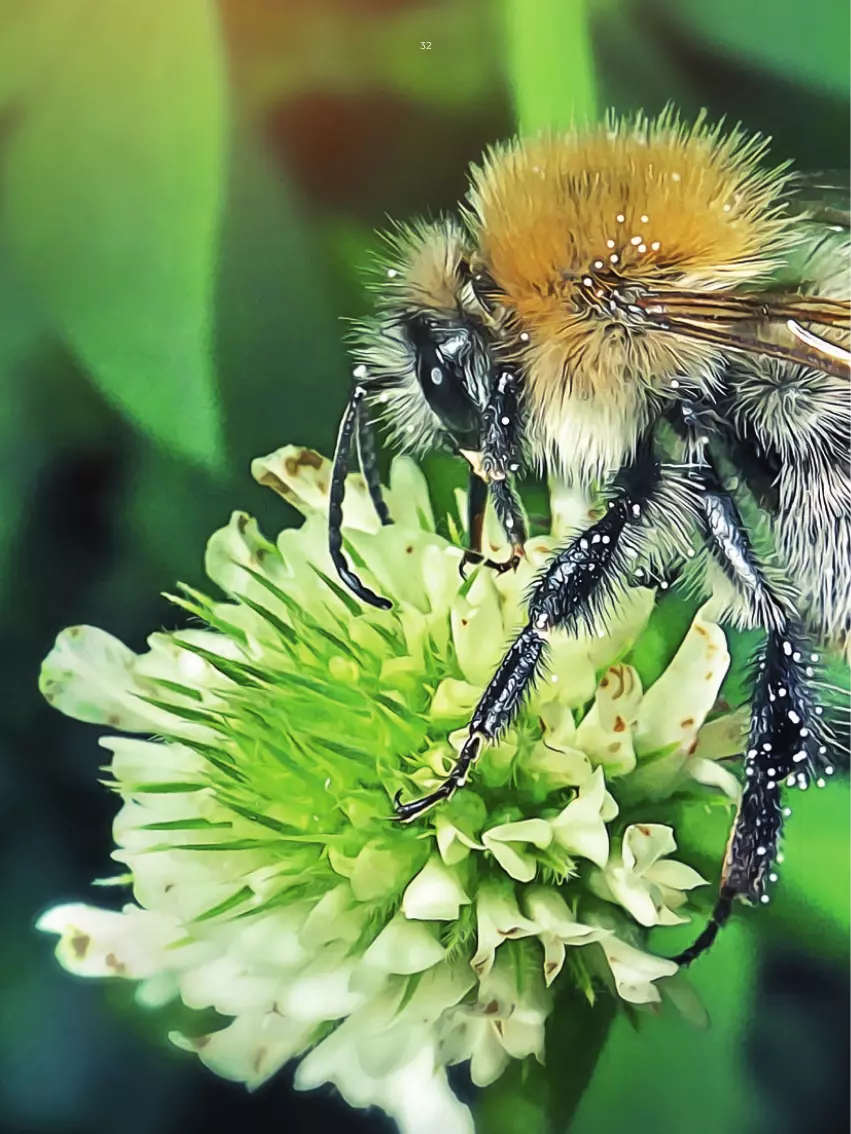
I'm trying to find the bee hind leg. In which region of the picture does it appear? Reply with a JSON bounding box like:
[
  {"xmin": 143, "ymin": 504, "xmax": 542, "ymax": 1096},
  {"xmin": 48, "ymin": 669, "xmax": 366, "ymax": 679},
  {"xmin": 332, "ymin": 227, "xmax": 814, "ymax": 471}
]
[{"xmin": 672, "ymin": 450, "xmax": 833, "ymax": 963}]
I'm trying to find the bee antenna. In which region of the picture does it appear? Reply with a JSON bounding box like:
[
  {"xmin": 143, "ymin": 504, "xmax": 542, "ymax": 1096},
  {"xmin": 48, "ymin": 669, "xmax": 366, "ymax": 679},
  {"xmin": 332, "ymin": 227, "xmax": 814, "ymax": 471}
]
[
  {"xmin": 671, "ymin": 886, "xmax": 735, "ymax": 967},
  {"xmin": 329, "ymin": 386, "xmax": 393, "ymax": 610}
]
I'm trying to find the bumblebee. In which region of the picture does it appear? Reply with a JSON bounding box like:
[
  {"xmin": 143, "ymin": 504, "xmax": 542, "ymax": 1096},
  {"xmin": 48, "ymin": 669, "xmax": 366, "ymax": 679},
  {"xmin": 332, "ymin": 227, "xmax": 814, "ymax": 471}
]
[{"xmin": 327, "ymin": 110, "xmax": 850, "ymax": 964}]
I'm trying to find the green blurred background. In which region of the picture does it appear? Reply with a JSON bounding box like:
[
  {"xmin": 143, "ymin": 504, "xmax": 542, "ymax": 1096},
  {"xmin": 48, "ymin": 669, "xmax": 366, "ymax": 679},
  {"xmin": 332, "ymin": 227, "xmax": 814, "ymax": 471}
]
[{"xmin": 1, "ymin": 2, "xmax": 848, "ymax": 1132}]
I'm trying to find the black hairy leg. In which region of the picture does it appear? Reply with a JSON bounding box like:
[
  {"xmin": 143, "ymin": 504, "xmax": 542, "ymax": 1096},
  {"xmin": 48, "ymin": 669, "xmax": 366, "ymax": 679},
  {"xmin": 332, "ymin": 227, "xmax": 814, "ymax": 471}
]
[
  {"xmin": 459, "ymin": 471, "xmax": 524, "ymax": 578},
  {"xmin": 460, "ymin": 367, "xmax": 527, "ymax": 577},
  {"xmin": 674, "ymin": 624, "xmax": 833, "ymax": 965},
  {"xmin": 329, "ymin": 385, "xmax": 392, "ymax": 610},
  {"xmin": 395, "ymin": 439, "xmax": 672, "ymax": 821},
  {"xmin": 672, "ymin": 433, "xmax": 834, "ymax": 964},
  {"xmin": 356, "ymin": 397, "xmax": 392, "ymax": 527}
]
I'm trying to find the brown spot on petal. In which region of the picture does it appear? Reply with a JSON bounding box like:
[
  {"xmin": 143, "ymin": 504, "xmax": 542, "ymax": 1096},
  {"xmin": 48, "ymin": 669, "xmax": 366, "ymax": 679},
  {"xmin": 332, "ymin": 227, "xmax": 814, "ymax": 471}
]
[
  {"xmin": 600, "ymin": 676, "xmax": 609, "ymax": 689},
  {"xmin": 105, "ymin": 952, "xmax": 126, "ymax": 975},
  {"xmin": 68, "ymin": 627, "xmax": 82, "ymax": 640},
  {"xmin": 695, "ymin": 625, "xmax": 708, "ymax": 638},
  {"xmin": 687, "ymin": 740, "xmax": 698, "ymax": 756},
  {"xmin": 482, "ymin": 1000, "xmax": 501, "ymax": 1016},
  {"xmin": 681, "ymin": 717, "xmax": 695, "ymax": 729},
  {"xmin": 637, "ymin": 824, "xmax": 653, "ymax": 836},
  {"xmin": 237, "ymin": 514, "xmax": 248, "ymax": 533},
  {"xmin": 284, "ymin": 449, "xmax": 323, "ymax": 475},
  {"xmin": 608, "ymin": 742, "xmax": 621, "ymax": 753},
  {"xmin": 461, "ymin": 619, "xmax": 469, "ymax": 627},
  {"xmin": 613, "ymin": 715, "xmax": 627, "ymax": 733},
  {"xmin": 499, "ymin": 926, "xmax": 524, "ymax": 938},
  {"xmin": 705, "ymin": 671, "xmax": 714, "ymax": 680},
  {"xmin": 406, "ymin": 546, "xmax": 414, "ymax": 554},
  {"xmin": 70, "ymin": 932, "xmax": 90, "ymax": 959},
  {"xmin": 107, "ymin": 715, "xmax": 121, "ymax": 727}
]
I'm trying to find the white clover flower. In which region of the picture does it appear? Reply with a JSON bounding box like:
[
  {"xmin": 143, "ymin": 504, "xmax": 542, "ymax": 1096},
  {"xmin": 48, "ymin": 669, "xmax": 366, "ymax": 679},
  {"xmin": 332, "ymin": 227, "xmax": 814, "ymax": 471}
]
[{"xmin": 38, "ymin": 445, "xmax": 741, "ymax": 1133}]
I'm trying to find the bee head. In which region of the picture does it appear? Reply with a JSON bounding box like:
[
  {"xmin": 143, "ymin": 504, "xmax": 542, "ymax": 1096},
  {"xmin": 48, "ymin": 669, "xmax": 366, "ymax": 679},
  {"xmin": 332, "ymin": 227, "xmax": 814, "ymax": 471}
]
[{"xmin": 350, "ymin": 218, "xmax": 497, "ymax": 456}]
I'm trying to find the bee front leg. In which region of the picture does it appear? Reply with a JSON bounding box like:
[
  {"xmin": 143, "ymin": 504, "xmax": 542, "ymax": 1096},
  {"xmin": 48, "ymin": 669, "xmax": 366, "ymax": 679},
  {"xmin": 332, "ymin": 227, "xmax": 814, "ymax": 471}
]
[
  {"xmin": 460, "ymin": 367, "xmax": 527, "ymax": 578},
  {"xmin": 459, "ymin": 471, "xmax": 526, "ymax": 578},
  {"xmin": 396, "ymin": 440, "xmax": 673, "ymax": 821}
]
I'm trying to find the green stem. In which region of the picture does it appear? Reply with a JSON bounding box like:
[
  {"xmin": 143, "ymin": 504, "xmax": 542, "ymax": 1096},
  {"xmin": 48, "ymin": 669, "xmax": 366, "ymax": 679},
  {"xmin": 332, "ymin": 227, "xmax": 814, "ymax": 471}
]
[{"xmin": 503, "ymin": 0, "xmax": 598, "ymax": 133}]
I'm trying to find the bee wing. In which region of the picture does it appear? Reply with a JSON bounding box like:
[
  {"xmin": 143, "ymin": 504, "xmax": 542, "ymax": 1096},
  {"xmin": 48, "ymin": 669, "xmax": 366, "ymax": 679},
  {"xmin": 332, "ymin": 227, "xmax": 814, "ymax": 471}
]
[
  {"xmin": 633, "ymin": 290, "xmax": 851, "ymax": 377},
  {"xmin": 786, "ymin": 171, "xmax": 850, "ymax": 230}
]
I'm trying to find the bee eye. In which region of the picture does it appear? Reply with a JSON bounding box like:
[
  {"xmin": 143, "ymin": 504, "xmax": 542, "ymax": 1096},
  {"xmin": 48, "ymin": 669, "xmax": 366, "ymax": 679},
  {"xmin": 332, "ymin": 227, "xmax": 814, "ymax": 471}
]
[{"xmin": 407, "ymin": 315, "xmax": 481, "ymax": 443}]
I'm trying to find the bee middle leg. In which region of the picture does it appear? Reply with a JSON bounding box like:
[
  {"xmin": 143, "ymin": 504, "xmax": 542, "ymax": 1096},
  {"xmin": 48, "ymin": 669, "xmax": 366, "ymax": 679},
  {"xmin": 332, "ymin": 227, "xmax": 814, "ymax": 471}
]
[
  {"xmin": 396, "ymin": 439, "xmax": 678, "ymax": 821},
  {"xmin": 459, "ymin": 471, "xmax": 526, "ymax": 578}
]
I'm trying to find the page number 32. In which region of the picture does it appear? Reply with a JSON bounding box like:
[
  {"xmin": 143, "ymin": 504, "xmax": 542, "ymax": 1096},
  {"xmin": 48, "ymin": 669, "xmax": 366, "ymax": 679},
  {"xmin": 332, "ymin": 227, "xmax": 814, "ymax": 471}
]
[{"xmin": 420, "ymin": 41, "xmax": 431, "ymax": 49}]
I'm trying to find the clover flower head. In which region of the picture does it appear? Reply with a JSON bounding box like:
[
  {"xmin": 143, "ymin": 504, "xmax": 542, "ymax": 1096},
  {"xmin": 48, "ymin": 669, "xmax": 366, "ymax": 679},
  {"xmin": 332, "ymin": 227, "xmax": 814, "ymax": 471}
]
[{"xmin": 38, "ymin": 446, "xmax": 742, "ymax": 1132}]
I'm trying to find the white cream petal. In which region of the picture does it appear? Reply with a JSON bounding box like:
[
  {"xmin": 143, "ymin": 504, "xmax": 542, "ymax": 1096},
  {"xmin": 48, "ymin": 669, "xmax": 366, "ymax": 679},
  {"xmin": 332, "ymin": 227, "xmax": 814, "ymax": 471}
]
[
  {"xmin": 278, "ymin": 950, "xmax": 368, "ymax": 1023},
  {"xmin": 537, "ymin": 632, "xmax": 598, "ymax": 709},
  {"xmin": 296, "ymin": 1035, "xmax": 475, "ymax": 1134},
  {"xmin": 621, "ymin": 823, "xmax": 678, "ymax": 875},
  {"xmin": 402, "ymin": 856, "xmax": 470, "ymax": 921},
  {"xmin": 435, "ymin": 815, "xmax": 484, "ymax": 866},
  {"xmin": 575, "ymin": 664, "xmax": 642, "ymax": 776},
  {"xmin": 179, "ymin": 955, "xmax": 279, "ymax": 1015},
  {"xmin": 687, "ymin": 756, "xmax": 743, "ymax": 800},
  {"xmin": 482, "ymin": 819, "xmax": 552, "ymax": 882},
  {"xmin": 470, "ymin": 884, "xmax": 540, "ymax": 978},
  {"xmin": 361, "ymin": 915, "xmax": 446, "ymax": 975},
  {"xmin": 252, "ymin": 446, "xmax": 378, "ymax": 532},
  {"xmin": 601, "ymin": 937, "xmax": 679, "ymax": 1004},
  {"xmin": 37, "ymin": 902, "xmax": 184, "ymax": 979},
  {"xmin": 40, "ymin": 627, "xmax": 161, "ymax": 732},
  {"xmin": 598, "ymin": 867, "xmax": 662, "ymax": 927},
  {"xmin": 634, "ymin": 606, "xmax": 730, "ymax": 755},
  {"xmin": 645, "ymin": 859, "xmax": 707, "ymax": 891},
  {"xmin": 172, "ymin": 1010, "xmax": 316, "ymax": 1090},
  {"xmin": 386, "ymin": 455, "xmax": 436, "ymax": 533},
  {"xmin": 451, "ymin": 571, "xmax": 506, "ymax": 686},
  {"xmin": 550, "ymin": 767, "xmax": 612, "ymax": 868},
  {"xmin": 469, "ymin": 1027, "xmax": 511, "ymax": 1088}
]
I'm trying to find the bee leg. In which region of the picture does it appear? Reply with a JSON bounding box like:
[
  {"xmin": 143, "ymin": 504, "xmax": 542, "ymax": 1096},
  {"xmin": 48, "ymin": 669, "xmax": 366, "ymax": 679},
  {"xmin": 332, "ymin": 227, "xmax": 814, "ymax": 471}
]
[
  {"xmin": 396, "ymin": 441, "xmax": 665, "ymax": 819},
  {"xmin": 329, "ymin": 386, "xmax": 392, "ymax": 610},
  {"xmin": 459, "ymin": 470, "xmax": 525, "ymax": 579},
  {"xmin": 673, "ymin": 465, "xmax": 831, "ymax": 964},
  {"xmin": 674, "ymin": 623, "xmax": 831, "ymax": 965},
  {"xmin": 356, "ymin": 400, "xmax": 392, "ymax": 526}
]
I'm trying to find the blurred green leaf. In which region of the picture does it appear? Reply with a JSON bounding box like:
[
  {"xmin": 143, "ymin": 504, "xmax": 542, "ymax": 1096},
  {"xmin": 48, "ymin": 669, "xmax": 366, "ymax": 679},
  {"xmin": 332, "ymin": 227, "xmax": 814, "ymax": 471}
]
[
  {"xmin": 503, "ymin": 0, "xmax": 597, "ymax": 132},
  {"xmin": 0, "ymin": 246, "xmax": 48, "ymax": 601},
  {"xmin": 652, "ymin": 0, "xmax": 850, "ymax": 98},
  {"xmin": 573, "ymin": 921, "xmax": 756, "ymax": 1134},
  {"xmin": 1, "ymin": 0, "xmax": 226, "ymax": 468},
  {"xmin": 0, "ymin": 2, "xmax": 73, "ymax": 107}
]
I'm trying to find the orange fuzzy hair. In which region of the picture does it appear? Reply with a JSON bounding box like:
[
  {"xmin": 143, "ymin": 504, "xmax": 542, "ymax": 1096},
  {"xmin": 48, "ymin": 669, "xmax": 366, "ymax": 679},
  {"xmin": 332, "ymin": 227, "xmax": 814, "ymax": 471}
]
[{"xmin": 464, "ymin": 110, "xmax": 798, "ymax": 405}]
